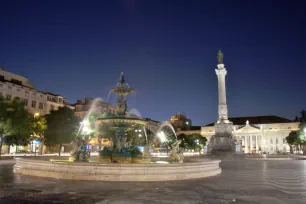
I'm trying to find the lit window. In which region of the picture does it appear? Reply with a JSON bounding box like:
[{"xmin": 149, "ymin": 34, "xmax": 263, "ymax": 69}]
[
  {"xmin": 32, "ymin": 100, "xmax": 36, "ymax": 108},
  {"xmin": 6, "ymin": 94, "xmax": 11, "ymax": 100},
  {"xmin": 39, "ymin": 102, "xmax": 43, "ymax": 110}
]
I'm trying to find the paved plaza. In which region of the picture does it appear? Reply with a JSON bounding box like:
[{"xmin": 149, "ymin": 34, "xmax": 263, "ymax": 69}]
[{"xmin": 1, "ymin": 156, "xmax": 306, "ymax": 204}]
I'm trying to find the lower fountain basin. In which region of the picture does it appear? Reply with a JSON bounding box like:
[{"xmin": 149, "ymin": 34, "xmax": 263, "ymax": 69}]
[{"xmin": 14, "ymin": 157, "xmax": 221, "ymax": 181}]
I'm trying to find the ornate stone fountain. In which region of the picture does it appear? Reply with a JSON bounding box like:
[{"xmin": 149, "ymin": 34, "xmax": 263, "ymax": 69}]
[{"xmin": 96, "ymin": 73, "xmax": 150, "ymax": 163}]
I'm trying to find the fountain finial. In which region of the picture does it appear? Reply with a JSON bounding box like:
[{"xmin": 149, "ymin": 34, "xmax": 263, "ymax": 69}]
[{"xmin": 119, "ymin": 72, "xmax": 126, "ymax": 85}]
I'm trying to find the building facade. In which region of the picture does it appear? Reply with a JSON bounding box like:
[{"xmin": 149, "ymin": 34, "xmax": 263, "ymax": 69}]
[
  {"xmin": 74, "ymin": 97, "xmax": 117, "ymax": 120},
  {"xmin": 0, "ymin": 68, "xmax": 73, "ymax": 116},
  {"xmin": 200, "ymin": 116, "xmax": 299, "ymax": 153}
]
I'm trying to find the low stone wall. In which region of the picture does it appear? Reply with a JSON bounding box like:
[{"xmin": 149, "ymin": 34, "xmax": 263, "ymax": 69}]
[{"xmin": 14, "ymin": 158, "xmax": 221, "ymax": 181}]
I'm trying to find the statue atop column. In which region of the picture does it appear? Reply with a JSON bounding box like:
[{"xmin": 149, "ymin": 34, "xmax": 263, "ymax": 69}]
[{"xmin": 217, "ymin": 49, "xmax": 224, "ymax": 64}]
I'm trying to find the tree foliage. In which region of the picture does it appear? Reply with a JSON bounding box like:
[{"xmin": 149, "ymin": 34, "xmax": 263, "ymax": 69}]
[
  {"xmin": 31, "ymin": 116, "xmax": 47, "ymax": 140},
  {"xmin": 44, "ymin": 106, "xmax": 80, "ymax": 156},
  {"xmin": 0, "ymin": 98, "xmax": 32, "ymax": 158},
  {"xmin": 177, "ymin": 133, "xmax": 207, "ymax": 152},
  {"xmin": 286, "ymin": 123, "xmax": 306, "ymax": 154}
]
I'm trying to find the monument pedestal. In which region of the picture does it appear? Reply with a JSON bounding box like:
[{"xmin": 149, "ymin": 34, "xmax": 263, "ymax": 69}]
[{"xmin": 210, "ymin": 119, "xmax": 234, "ymax": 154}]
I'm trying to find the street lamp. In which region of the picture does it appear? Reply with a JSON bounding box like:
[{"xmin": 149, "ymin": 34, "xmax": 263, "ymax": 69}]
[{"xmin": 34, "ymin": 112, "xmax": 40, "ymax": 118}]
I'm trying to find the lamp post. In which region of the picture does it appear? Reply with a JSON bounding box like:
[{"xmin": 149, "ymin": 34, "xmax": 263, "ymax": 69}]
[{"xmin": 33, "ymin": 113, "xmax": 40, "ymax": 155}]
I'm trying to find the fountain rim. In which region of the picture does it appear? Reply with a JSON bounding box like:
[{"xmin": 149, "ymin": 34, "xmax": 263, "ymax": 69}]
[
  {"xmin": 96, "ymin": 117, "xmax": 148, "ymax": 125},
  {"xmin": 110, "ymin": 87, "xmax": 134, "ymax": 94}
]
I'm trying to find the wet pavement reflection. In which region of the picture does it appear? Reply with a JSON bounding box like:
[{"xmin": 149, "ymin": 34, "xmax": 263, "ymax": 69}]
[{"xmin": 1, "ymin": 157, "xmax": 306, "ymax": 203}]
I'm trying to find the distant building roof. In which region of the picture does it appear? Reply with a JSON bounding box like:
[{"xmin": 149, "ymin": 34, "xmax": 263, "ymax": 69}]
[
  {"xmin": 43, "ymin": 91, "xmax": 61, "ymax": 97},
  {"xmin": 205, "ymin": 116, "xmax": 293, "ymax": 126}
]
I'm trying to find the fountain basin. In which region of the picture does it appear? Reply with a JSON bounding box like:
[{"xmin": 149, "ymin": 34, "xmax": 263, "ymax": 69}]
[{"xmin": 14, "ymin": 158, "xmax": 221, "ymax": 181}]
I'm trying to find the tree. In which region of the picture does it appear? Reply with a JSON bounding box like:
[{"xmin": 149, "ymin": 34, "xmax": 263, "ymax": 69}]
[
  {"xmin": 0, "ymin": 98, "xmax": 32, "ymax": 158},
  {"xmin": 286, "ymin": 131, "xmax": 299, "ymax": 154},
  {"xmin": 44, "ymin": 107, "xmax": 80, "ymax": 156},
  {"xmin": 31, "ymin": 116, "xmax": 47, "ymax": 154},
  {"xmin": 177, "ymin": 133, "xmax": 207, "ymax": 153},
  {"xmin": 286, "ymin": 123, "xmax": 306, "ymax": 155},
  {"xmin": 297, "ymin": 123, "xmax": 306, "ymax": 155}
]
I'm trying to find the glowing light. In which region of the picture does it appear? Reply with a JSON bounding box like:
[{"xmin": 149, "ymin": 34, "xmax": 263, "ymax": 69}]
[
  {"xmin": 186, "ymin": 121, "xmax": 189, "ymax": 125},
  {"xmin": 157, "ymin": 131, "xmax": 166, "ymax": 143},
  {"xmin": 82, "ymin": 126, "xmax": 90, "ymax": 133},
  {"xmin": 156, "ymin": 161, "xmax": 169, "ymax": 164},
  {"xmin": 34, "ymin": 113, "xmax": 40, "ymax": 118},
  {"xmin": 81, "ymin": 120, "xmax": 91, "ymax": 134},
  {"xmin": 139, "ymin": 129, "xmax": 142, "ymax": 132},
  {"xmin": 138, "ymin": 134, "xmax": 142, "ymax": 137},
  {"xmin": 33, "ymin": 139, "xmax": 40, "ymax": 144}
]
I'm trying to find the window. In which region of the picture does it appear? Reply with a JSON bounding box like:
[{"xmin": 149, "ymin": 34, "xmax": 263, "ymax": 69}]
[
  {"xmin": 288, "ymin": 127, "xmax": 291, "ymax": 129},
  {"xmin": 0, "ymin": 92, "xmax": 2, "ymax": 97},
  {"xmin": 276, "ymin": 138, "xmax": 278, "ymax": 144},
  {"xmin": 40, "ymin": 95, "xmax": 43, "ymax": 98},
  {"xmin": 0, "ymin": 83, "xmax": 2, "ymax": 87},
  {"xmin": 11, "ymin": 79, "xmax": 22, "ymax": 85},
  {"xmin": 32, "ymin": 100, "xmax": 36, "ymax": 108},
  {"xmin": 0, "ymin": 75, "xmax": 4, "ymax": 81},
  {"xmin": 33, "ymin": 93, "xmax": 36, "ymax": 96},
  {"xmin": 58, "ymin": 98, "xmax": 62, "ymax": 103},
  {"xmin": 8, "ymin": 86, "xmax": 12, "ymax": 90},
  {"xmin": 39, "ymin": 102, "xmax": 43, "ymax": 110},
  {"xmin": 17, "ymin": 89, "xmax": 20, "ymax": 92},
  {"xmin": 6, "ymin": 94, "xmax": 11, "ymax": 100},
  {"xmin": 270, "ymin": 139, "xmax": 273, "ymax": 144},
  {"xmin": 25, "ymin": 91, "xmax": 29, "ymax": 95},
  {"xmin": 15, "ymin": 97, "xmax": 20, "ymax": 101},
  {"xmin": 50, "ymin": 105, "xmax": 54, "ymax": 110},
  {"xmin": 283, "ymin": 138, "xmax": 286, "ymax": 144},
  {"xmin": 24, "ymin": 99, "xmax": 28, "ymax": 106}
]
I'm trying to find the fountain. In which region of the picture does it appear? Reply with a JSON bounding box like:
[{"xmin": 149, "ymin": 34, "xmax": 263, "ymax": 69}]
[
  {"xmin": 14, "ymin": 73, "xmax": 222, "ymax": 181},
  {"xmin": 96, "ymin": 72, "xmax": 151, "ymax": 163}
]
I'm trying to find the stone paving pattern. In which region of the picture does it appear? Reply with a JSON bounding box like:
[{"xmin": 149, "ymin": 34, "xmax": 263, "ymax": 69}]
[{"xmin": 1, "ymin": 156, "xmax": 306, "ymax": 204}]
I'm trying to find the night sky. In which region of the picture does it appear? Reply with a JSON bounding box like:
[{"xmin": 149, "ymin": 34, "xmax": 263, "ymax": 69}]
[{"xmin": 0, "ymin": 0, "xmax": 305, "ymax": 125}]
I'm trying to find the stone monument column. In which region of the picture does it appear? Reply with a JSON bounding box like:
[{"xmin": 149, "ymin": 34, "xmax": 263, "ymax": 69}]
[
  {"xmin": 210, "ymin": 50, "xmax": 234, "ymax": 154},
  {"xmin": 216, "ymin": 63, "xmax": 228, "ymax": 121}
]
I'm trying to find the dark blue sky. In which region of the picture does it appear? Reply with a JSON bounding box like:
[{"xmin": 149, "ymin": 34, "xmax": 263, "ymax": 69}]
[{"xmin": 0, "ymin": 0, "xmax": 305, "ymax": 125}]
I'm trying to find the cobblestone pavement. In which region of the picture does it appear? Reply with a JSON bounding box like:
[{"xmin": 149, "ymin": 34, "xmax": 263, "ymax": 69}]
[{"xmin": 1, "ymin": 157, "xmax": 306, "ymax": 204}]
